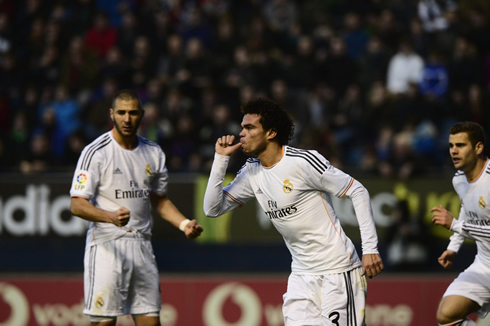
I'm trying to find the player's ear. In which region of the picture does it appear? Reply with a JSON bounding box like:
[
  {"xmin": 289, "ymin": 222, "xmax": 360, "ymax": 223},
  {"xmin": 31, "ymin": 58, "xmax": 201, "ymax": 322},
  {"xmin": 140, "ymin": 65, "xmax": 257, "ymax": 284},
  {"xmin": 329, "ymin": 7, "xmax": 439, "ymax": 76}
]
[
  {"xmin": 476, "ymin": 141, "xmax": 484, "ymax": 155},
  {"xmin": 267, "ymin": 128, "xmax": 277, "ymax": 140},
  {"xmin": 109, "ymin": 108, "xmax": 114, "ymax": 121}
]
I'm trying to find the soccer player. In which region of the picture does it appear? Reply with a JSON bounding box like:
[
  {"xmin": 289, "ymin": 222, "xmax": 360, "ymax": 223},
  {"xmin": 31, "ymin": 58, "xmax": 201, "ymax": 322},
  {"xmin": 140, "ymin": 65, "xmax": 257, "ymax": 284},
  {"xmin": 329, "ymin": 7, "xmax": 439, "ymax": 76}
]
[
  {"xmin": 431, "ymin": 121, "xmax": 490, "ymax": 326},
  {"xmin": 70, "ymin": 89, "xmax": 203, "ymax": 326},
  {"xmin": 203, "ymin": 97, "xmax": 383, "ymax": 325}
]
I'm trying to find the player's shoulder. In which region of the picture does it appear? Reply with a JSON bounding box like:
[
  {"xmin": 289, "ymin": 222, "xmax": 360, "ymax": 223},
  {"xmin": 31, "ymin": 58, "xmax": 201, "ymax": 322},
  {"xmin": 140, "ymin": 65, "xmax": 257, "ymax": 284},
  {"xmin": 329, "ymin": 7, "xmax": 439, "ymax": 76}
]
[
  {"xmin": 284, "ymin": 146, "xmax": 330, "ymax": 173},
  {"xmin": 237, "ymin": 157, "xmax": 260, "ymax": 173},
  {"xmin": 138, "ymin": 135, "xmax": 161, "ymax": 149},
  {"xmin": 452, "ymin": 170, "xmax": 466, "ymax": 187},
  {"xmin": 84, "ymin": 131, "xmax": 112, "ymax": 150},
  {"xmin": 246, "ymin": 157, "xmax": 261, "ymax": 165},
  {"xmin": 78, "ymin": 132, "xmax": 113, "ymax": 170},
  {"xmin": 453, "ymin": 170, "xmax": 465, "ymax": 178}
]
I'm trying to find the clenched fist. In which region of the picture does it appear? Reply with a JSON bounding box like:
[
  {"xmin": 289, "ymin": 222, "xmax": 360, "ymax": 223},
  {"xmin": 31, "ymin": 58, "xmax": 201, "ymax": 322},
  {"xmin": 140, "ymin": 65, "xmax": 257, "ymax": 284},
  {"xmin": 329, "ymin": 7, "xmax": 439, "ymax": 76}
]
[{"xmin": 110, "ymin": 207, "xmax": 131, "ymax": 227}]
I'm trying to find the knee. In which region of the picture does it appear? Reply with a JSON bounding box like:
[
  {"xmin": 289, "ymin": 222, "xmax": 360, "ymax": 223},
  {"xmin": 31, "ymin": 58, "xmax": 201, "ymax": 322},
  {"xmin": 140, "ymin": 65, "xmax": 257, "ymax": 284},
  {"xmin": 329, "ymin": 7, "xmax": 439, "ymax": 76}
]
[
  {"xmin": 436, "ymin": 304, "xmax": 460, "ymax": 325},
  {"xmin": 436, "ymin": 311, "xmax": 451, "ymax": 325}
]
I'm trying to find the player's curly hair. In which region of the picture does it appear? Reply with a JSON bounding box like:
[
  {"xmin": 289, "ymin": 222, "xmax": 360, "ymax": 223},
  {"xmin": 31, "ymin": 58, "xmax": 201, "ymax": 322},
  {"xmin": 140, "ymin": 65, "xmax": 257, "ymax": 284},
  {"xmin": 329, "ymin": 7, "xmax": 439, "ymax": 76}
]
[
  {"xmin": 450, "ymin": 121, "xmax": 486, "ymax": 148},
  {"xmin": 240, "ymin": 97, "xmax": 295, "ymax": 146}
]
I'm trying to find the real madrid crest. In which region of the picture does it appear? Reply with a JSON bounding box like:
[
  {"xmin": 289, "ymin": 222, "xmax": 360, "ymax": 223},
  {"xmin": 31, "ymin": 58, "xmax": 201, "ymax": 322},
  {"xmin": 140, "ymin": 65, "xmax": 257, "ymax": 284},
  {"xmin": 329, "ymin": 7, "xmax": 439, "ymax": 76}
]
[
  {"xmin": 283, "ymin": 179, "xmax": 293, "ymax": 193},
  {"xmin": 479, "ymin": 196, "xmax": 486, "ymax": 209},
  {"xmin": 145, "ymin": 164, "xmax": 153, "ymax": 176},
  {"xmin": 95, "ymin": 296, "xmax": 104, "ymax": 308}
]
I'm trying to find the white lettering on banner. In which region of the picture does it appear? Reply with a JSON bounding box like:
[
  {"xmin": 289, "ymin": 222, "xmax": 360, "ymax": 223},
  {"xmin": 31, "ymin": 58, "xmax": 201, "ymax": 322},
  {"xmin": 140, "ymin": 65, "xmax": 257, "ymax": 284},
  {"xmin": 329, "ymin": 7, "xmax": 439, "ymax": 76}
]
[
  {"xmin": 0, "ymin": 282, "xmax": 29, "ymax": 326},
  {"xmin": 366, "ymin": 304, "xmax": 412, "ymax": 326},
  {"xmin": 0, "ymin": 184, "xmax": 88, "ymax": 236},
  {"xmin": 264, "ymin": 304, "xmax": 283, "ymax": 326},
  {"xmin": 33, "ymin": 302, "xmax": 176, "ymax": 326},
  {"xmin": 33, "ymin": 300, "xmax": 87, "ymax": 326},
  {"xmin": 160, "ymin": 304, "xmax": 177, "ymax": 326},
  {"xmin": 203, "ymin": 283, "xmax": 262, "ymax": 326},
  {"xmin": 330, "ymin": 192, "xmax": 397, "ymax": 227},
  {"xmin": 3, "ymin": 186, "xmax": 36, "ymax": 235}
]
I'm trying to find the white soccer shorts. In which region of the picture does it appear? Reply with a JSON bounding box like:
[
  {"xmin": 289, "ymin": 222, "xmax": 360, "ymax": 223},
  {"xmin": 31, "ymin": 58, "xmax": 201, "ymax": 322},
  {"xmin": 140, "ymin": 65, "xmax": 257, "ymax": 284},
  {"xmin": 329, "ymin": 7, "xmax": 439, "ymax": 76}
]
[
  {"xmin": 283, "ymin": 267, "xmax": 367, "ymax": 326},
  {"xmin": 443, "ymin": 259, "xmax": 490, "ymax": 318},
  {"xmin": 83, "ymin": 232, "xmax": 161, "ymax": 317}
]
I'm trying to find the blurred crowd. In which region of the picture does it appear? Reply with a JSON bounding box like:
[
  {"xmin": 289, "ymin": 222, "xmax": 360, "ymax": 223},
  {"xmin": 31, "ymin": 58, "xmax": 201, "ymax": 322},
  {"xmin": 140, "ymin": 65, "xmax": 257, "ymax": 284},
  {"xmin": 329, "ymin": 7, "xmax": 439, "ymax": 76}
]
[{"xmin": 0, "ymin": 0, "xmax": 489, "ymax": 177}]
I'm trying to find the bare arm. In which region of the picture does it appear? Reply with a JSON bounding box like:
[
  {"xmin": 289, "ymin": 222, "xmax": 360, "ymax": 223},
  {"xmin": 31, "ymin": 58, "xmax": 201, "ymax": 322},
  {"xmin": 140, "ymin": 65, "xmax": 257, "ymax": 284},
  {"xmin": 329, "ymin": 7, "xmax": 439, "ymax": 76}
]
[
  {"xmin": 150, "ymin": 193, "xmax": 203, "ymax": 239},
  {"xmin": 70, "ymin": 196, "xmax": 130, "ymax": 227}
]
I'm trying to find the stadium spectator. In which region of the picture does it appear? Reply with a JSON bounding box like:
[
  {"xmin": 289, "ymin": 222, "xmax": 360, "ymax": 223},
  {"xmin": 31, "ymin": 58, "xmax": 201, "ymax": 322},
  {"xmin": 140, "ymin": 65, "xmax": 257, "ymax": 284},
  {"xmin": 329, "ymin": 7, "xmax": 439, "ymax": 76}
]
[
  {"xmin": 60, "ymin": 35, "xmax": 98, "ymax": 92},
  {"xmin": 84, "ymin": 77, "xmax": 118, "ymax": 138},
  {"xmin": 84, "ymin": 12, "xmax": 117, "ymax": 58},
  {"xmin": 419, "ymin": 51, "xmax": 449, "ymax": 99},
  {"xmin": 387, "ymin": 39, "xmax": 424, "ymax": 95},
  {"xmin": 0, "ymin": 0, "xmax": 489, "ymax": 178},
  {"xmin": 19, "ymin": 131, "xmax": 54, "ymax": 174},
  {"xmin": 358, "ymin": 36, "xmax": 390, "ymax": 90},
  {"xmin": 342, "ymin": 12, "xmax": 369, "ymax": 60}
]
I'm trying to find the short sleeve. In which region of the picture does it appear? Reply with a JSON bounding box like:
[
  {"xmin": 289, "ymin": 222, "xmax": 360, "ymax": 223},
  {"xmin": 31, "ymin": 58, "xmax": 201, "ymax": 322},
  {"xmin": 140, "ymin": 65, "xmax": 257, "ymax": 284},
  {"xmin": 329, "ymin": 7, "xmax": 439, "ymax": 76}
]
[
  {"xmin": 151, "ymin": 148, "xmax": 168, "ymax": 196},
  {"xmin": 70, "ymin": 147, "xmax": 102, "ymax": 199}
]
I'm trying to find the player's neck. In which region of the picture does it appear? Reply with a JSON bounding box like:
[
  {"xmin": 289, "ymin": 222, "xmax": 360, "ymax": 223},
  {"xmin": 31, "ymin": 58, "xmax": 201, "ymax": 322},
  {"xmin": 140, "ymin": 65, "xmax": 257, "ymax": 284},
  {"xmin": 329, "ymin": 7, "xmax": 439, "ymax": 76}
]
[
  {"xmin": 111, "ymin": 129, "xmax": 139, "ymax": 150},
  {"xmin": 258, "ymin": 144, "xmax": 284, "ymax": 168},
  {"xmin": 465, "ymin": 157, "xmax": 487, "ymax": 182}
]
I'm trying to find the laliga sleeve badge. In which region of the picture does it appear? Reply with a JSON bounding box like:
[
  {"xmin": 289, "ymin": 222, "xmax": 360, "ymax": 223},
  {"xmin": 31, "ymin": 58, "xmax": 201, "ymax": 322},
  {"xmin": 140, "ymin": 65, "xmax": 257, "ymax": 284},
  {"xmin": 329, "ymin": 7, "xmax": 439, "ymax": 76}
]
[{"xmin": 74, "ymin": 172, "xmax": 88, "ymax": 191}]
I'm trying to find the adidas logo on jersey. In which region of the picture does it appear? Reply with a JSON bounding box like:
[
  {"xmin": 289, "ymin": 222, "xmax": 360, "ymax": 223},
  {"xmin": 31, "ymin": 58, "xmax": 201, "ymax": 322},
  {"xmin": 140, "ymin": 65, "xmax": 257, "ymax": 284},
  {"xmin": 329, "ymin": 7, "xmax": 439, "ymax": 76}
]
[
  {"xmin": 114, "ymin": 168, "xmax": 123, "ymax": 174},
  {"xmin": 256, "ymin": 188, "xmax": 263, "ymax": 194}
]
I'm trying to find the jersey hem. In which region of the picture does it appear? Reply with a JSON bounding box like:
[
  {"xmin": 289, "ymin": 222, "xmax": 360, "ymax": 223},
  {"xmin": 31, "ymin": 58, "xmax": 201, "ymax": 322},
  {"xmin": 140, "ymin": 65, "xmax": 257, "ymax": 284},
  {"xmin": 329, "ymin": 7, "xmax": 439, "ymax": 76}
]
[
  {"xmin": 291, "ymin": 263, "xmax": 361, "ymax": 275},
  {"xmin": 84, "ymin": 306, "xmax": 161, "ymax": 317},
  {"xmin": 286, "ymin": 319, "xmax": 322, "ymax": 326}
]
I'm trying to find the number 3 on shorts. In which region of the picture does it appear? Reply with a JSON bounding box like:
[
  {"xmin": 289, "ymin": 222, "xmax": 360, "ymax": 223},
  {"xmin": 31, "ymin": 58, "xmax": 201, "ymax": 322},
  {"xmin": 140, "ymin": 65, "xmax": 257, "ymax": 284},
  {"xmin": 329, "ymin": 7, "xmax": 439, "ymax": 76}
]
[{"xmin": 328, "ymin": 311, "xmax": 340, "ymax": 325}]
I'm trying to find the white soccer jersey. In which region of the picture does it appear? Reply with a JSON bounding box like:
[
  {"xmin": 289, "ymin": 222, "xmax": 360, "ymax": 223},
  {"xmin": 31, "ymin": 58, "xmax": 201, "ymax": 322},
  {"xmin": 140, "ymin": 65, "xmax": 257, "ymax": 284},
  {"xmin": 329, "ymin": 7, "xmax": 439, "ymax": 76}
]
[
  {"xmin": 70, "ymin": 131, "xmax": 168, "ymax": 246},
  {"xmin": 204, "ymin": 146, "xmax": 379, "ymax": 274},
  {"xmin": 447, "ymin": 158, "xmax": 490, "ymax": 265}
]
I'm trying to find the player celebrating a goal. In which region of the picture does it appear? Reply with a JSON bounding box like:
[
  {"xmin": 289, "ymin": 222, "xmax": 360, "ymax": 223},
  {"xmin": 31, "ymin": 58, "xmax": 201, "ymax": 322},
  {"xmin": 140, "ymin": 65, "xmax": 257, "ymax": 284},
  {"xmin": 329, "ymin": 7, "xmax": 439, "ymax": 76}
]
[
  {"xmin": 204, "ymin": 97, "xmax": 383, "ymax": 326},
  {"xmin": 70, "ymin": 89, "xmax": 202, "ymax": 326},
  {"xmin": 431, "ymin": 121, "xmax": 490, "ymax": 326}
]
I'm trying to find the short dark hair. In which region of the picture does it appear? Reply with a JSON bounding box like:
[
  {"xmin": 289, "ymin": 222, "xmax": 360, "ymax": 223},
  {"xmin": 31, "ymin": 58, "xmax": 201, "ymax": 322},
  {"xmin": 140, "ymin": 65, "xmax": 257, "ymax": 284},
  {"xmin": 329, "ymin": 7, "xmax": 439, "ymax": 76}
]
[
  {"xmin": 111, "ymin": 89, "xmax": 143, "ymax": 111},
  {"xmin": 240, "ymin": 97, "xmax": 295, "ymax": 146},
  {"xmin": 449, "ymin": 121, "xmax": 486, "ymax": 147}
]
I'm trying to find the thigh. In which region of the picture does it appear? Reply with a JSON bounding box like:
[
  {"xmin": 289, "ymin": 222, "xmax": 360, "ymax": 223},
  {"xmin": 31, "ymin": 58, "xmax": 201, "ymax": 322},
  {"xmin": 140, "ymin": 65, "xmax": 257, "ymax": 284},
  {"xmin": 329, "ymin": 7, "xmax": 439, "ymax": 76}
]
[
  {"xmin": 321, "ymin": 268, "xmax": 367, "ymax": 326},
  {"xmin": 133, "ymin": 314, "xmax": 160, "ymax": 326},
  {"xmin": 443, "ymin": 262, "xmax": 490, "ymax": 318},
  {"xmin": 125, "ymin": 240, "xmax": 161, "ymax": 315},
  {"xmin": 283, "ymin": 274, "xmax": 323, "ymax": 326},
  {"xmin": 438, "ymin": 295, "xmax": 481, "ymax": 321},
  {"xmin": 83, "ymin": 241, "xmax": 126, "ymax": 317}
]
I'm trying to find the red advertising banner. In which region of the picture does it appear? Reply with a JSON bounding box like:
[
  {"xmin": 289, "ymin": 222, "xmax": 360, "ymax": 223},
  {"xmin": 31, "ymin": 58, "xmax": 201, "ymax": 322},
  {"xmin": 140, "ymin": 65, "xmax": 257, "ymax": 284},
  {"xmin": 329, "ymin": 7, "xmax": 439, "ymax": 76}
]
[{"xmin": 0, "ymin": 275, "xmax": 482, "ymax": 326}]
